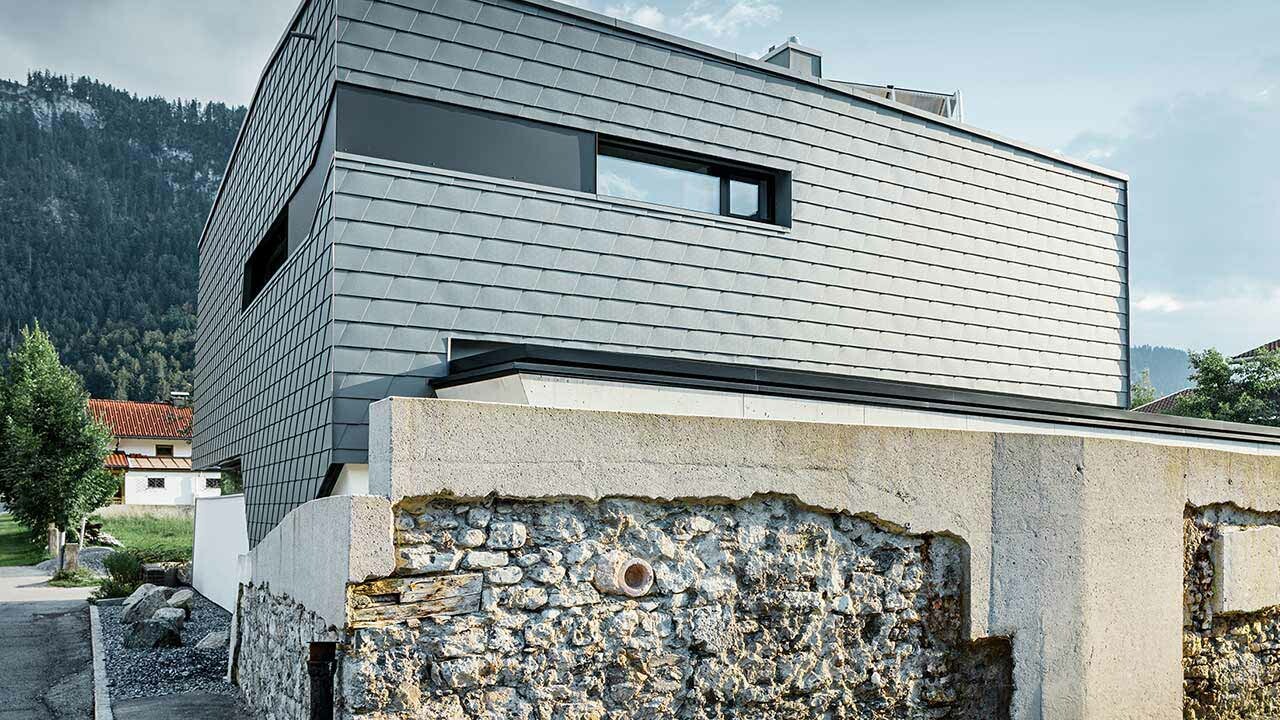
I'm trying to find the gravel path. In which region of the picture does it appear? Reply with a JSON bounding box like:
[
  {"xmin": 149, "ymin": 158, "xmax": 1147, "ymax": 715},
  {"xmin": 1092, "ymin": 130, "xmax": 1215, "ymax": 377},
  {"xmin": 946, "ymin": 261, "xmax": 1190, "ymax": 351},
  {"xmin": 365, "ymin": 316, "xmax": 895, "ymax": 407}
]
[{"xmin": 100, "ymin": 590, "xmax": 237, "ymax": 700}]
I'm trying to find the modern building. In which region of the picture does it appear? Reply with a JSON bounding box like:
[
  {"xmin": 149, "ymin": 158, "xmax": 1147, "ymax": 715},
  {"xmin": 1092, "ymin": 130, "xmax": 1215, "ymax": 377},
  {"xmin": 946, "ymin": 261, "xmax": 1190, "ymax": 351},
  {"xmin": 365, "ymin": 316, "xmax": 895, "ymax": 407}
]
[
  {"xmin": 195, "ymin": 0, "xmax": 1129, "ymax": 543},
  {"xmin": 91, "ymin": 398, "xmax": 224, "ymax": 505},
  {"xmin": 190, "ymin": 2, "xmax": 1280, "ymax": 719}
]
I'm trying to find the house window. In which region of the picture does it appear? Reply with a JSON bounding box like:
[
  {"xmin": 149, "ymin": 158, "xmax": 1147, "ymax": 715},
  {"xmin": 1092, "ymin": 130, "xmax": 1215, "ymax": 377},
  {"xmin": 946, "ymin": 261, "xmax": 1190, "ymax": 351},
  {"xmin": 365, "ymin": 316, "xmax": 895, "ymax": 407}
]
[
  {"xmin": 596, "ymin": 140, "xmax": 780, "ymax": 224},
  {"xmin": 242, "ymin": 207, "xmax": 289, "ymax": 309},
  {"xmin": 147, "ymin": 477, "xmax": 165, "ymax": 489},
  {"xmin": 156, "ymin": 445, "xmax": 174, "ymax": 457},
  {"xmin": 205, "ymin": 478, "xmax": 222, "ymax": 490}
]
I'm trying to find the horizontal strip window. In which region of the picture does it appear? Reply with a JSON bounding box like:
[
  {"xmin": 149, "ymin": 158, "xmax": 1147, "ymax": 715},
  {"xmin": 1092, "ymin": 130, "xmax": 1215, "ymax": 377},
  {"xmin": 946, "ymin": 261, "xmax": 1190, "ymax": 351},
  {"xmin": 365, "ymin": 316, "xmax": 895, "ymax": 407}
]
[
  {"xmin": 597, "ymin": 140, "xmax": 789, "ymax": 226},
  {"xmin": 336, "ymin": 84, "xmax": 595, "ymax": 194}
]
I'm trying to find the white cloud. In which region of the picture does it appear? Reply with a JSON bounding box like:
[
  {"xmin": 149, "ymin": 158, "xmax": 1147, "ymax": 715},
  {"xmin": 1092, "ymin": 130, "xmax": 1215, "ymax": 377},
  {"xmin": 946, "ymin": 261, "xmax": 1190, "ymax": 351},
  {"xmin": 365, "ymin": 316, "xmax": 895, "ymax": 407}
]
[
  {"xmin": 1067, "ymin": 58, "xmax": 1280, "ymax": 351},
  {"xmin": 604, "ymin": 3, "xmax": 667, "ymax": 30},
  {"xmin": 676, "ymin": 0, "xmax": 781, "ymax": 38},
  {"xmin": 1134, "ymin": 293, "xmax": 1184, "ymax": 314}
]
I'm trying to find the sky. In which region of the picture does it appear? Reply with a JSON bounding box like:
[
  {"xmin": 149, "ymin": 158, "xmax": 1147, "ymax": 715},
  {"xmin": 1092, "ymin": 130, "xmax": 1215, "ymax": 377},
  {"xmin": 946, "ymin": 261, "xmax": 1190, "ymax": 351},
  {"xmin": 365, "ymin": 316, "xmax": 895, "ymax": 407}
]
[{"xmin": 1, "ymin": 0, "xmax": 1278, "ymax": 354}]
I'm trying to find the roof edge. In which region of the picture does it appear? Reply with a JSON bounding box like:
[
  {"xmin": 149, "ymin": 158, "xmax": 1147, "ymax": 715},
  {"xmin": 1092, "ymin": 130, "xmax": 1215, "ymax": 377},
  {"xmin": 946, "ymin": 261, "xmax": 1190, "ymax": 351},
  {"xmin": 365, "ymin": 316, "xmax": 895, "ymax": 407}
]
[
  {"xmin": 435, "ymin": 342, "xmax": 1280, "ymax": 447},
  {"xmin": 528, "ymin": 0, "xmax": 1128, "ymax": 183}
]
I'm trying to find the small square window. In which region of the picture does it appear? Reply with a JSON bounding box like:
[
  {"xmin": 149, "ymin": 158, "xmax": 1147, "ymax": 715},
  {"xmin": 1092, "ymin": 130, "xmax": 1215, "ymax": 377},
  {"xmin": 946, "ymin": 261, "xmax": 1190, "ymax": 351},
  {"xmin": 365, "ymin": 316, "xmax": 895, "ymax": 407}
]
[
  {"xmin": 156, "ymin": 445, "xmax": 174, "ymax": 457},
  {"xmin": 147, "ymin": 478, "xmax": 165, "ymax": 489},
  {"xmin": 206, "ymin": 478, "xmax": 222, "ymax": 490}
]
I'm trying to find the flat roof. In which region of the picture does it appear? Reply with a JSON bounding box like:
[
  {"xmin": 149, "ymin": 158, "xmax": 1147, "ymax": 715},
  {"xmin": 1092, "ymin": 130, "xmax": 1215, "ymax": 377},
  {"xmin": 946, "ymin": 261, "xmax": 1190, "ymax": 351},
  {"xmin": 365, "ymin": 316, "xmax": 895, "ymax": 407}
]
[{"xmin": 434, "ymin": 342, "xmax": 1280, "ymax": 448}]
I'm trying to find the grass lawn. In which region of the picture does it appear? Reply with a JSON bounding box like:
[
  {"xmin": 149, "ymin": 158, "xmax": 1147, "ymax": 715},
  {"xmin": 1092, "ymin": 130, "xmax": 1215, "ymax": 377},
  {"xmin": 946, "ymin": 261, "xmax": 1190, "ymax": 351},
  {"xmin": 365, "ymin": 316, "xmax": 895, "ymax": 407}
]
[
  {"xmin": 0, "ymin": 513, "xmax": 47, "ymax": 566},
  {"xmin": 94, "ymin": 513, "xmax": 194, "ymax": 562}
]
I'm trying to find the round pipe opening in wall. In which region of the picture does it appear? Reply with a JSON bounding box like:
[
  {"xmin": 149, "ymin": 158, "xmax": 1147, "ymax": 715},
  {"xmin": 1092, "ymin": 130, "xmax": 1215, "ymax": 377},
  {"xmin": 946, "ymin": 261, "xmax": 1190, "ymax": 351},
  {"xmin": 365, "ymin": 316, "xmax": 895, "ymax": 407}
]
[{"xmin": 593, "ymin": 551, "xmax": 654, "ymax": 597}]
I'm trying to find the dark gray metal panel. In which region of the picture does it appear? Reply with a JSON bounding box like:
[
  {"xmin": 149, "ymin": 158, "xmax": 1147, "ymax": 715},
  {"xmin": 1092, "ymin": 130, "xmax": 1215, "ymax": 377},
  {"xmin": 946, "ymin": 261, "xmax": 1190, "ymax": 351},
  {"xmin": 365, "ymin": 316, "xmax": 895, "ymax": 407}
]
[
  {"xmin": 326, "ymin": 0, "xmax": 1129, "ymax": 413},
  {"xmin": 194, "ymin": 0, "xmax": 338, "ymax": 544}
]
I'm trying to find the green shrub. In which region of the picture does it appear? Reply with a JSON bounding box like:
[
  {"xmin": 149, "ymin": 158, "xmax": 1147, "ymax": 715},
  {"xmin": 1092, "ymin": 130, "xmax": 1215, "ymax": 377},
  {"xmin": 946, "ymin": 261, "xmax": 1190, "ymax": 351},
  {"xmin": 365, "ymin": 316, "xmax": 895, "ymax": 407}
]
[{"xmin": 92, "ymin": 549, "xmax": 142, "ymax": 600}]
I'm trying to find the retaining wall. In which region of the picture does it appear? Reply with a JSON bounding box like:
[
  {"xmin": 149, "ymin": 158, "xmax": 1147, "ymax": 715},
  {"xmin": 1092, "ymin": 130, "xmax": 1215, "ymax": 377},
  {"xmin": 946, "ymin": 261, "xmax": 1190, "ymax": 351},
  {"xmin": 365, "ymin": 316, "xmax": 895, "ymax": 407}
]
[{"xmin": 231, "ymin": 398, "xmax": 1280, "ymax": 719}]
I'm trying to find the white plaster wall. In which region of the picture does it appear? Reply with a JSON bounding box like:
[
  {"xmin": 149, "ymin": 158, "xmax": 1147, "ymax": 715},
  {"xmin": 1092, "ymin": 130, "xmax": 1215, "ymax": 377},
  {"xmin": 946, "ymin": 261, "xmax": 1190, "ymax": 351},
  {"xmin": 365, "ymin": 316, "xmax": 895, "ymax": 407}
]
[
  {"xmin": 123, "ymin": 470, "xmax": 223, "ymax": 506},
  {"xmin": 116, "ymin": 438, "xmax": 193, "ymax": 457},
  {"xmin": 331, "ymin": 463, "xmax": 369, "ymax": 495},
  {"xmin": 193, "ymin": 494, "xmax": 249, "ymax": 612}
]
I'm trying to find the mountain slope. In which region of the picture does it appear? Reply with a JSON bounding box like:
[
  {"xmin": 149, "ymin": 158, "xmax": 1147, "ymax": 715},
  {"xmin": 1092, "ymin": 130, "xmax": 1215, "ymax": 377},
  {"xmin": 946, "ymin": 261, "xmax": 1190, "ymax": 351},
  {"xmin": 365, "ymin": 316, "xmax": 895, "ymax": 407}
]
[
  {"xmin": 0, "ymin": 71, "xmax": 244, "ymax": 400},
  {"xmin": 1130, "ymin": 345, "xmax": 1192, "ymax": 399}
]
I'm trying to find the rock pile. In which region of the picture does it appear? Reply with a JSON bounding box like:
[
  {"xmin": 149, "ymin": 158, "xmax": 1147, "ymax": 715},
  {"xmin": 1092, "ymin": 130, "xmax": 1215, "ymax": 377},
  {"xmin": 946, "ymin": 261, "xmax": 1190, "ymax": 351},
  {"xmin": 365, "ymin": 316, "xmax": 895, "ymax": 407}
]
[{"xmin": 121, "ymin": 584, "xmax": 196, "ymax": 649}]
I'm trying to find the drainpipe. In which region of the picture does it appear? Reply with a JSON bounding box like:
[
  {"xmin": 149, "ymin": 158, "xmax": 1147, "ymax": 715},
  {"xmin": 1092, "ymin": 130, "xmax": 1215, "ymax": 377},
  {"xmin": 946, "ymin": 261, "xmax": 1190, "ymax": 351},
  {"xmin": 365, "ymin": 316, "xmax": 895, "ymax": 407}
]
[{"xmin": 307, "ymin": 642, "xmax": 336, "ymax": 720}]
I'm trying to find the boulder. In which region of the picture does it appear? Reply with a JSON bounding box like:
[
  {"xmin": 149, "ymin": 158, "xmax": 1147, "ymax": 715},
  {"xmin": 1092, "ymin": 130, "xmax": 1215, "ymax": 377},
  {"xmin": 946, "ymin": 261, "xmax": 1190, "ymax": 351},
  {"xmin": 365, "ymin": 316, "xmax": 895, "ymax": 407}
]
[
  {"xmin": 121, "ymin": 583, "xmax": 157, "ymax": 609},
  {"xmin": 196, "ymin": 630, "xmax": 229, "ymax": 650},
  {"xmin": 151, "ymin": 606, "xmax": 187, "ymax": 629},
  {"xmin": 167, "ymin": 588, "xmax": 195, "ymax": 616},
  {"xmin": 122, "ymin": 585, "xmax": 173, "ymax": 625},
  {"xmin": 124, "ymin": 618, "xmax": 182, "ymax": 649},
  {"xmin": 175, "ymin": 562, "xmax": 193, "ymax": 586}
]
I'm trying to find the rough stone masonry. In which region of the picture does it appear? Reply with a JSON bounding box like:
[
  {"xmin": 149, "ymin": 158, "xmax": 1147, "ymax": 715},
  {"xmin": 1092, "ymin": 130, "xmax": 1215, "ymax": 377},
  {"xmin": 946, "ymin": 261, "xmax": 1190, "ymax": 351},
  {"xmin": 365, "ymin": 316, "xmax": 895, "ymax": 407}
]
[
  {"xmin": 237, "ymin": 494, "xmax": 1013, "ymax": 719},
  {"xmin": 1183, "ymin": 504, "xmax": 1280, "ymax": 719}
]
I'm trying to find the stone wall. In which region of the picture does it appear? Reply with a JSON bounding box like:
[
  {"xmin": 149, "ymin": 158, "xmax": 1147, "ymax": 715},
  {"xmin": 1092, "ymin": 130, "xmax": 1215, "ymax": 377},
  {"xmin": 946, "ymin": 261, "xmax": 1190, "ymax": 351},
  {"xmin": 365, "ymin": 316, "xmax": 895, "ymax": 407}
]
[
  {"xmin": 338, "ymin": 495, "xmax": 1011, "ymax": 719},
  {"xmin": 1183, "ymin": 504, "xmax": 1280, "ymax": 719},
  {"xmin": 236, "ymin": 584, "xmax": 344, "ymax": 720}
]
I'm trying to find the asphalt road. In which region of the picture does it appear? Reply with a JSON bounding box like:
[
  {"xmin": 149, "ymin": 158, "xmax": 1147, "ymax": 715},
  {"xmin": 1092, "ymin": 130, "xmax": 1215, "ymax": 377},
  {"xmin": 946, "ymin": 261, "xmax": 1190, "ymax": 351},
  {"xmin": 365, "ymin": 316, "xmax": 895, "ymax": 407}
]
[{"xmin": 0, "ymin": 566, "xmax": 93, "ymax": 720}]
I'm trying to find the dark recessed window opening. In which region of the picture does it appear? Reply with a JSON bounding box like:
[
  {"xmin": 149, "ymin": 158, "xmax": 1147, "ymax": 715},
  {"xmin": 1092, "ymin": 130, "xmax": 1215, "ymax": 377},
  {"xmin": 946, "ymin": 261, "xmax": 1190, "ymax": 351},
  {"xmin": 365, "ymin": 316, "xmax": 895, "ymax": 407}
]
[
  {"xmin": 597, "ymin": 140, "xmax": 780, "ymax": 224},
  {"xmin": 205, "ymin": 478, "xmax": 222, "ymax": 490},
  {"xmin": 242, "ymin": 207, "xmax": 289, "ymax": 309},
  {"xmin": 147, "ymin": 477, "xmax": 165, "ymax": 489},
  {"xmin": 156, "ymin": 444, "xmax": 174, "ymax": 457},
  {"xmin": 336, "ymin": 84, "xmax": 596, "ymax": 193}
]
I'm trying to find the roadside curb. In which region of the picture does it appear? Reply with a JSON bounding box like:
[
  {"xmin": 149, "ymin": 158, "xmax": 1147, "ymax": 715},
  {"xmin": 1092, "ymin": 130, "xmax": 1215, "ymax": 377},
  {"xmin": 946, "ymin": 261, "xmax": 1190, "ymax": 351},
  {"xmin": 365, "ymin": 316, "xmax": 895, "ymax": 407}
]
[{"xmin": 89, "ymin": 604, "xmax": 114, "ymax": 720}]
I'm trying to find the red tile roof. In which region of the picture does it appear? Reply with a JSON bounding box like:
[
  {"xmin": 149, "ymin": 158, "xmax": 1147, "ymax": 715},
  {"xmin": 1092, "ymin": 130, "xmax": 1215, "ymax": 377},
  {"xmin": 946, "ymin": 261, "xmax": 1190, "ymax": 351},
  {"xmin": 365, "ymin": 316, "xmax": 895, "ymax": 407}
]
[
  {"xmin": 88, "ymin": 399, "xmax": 192, "ymax": 440},
  {"xmin": 1133, "ymin": 388, "xmax": 1193, "ymax": 414}
]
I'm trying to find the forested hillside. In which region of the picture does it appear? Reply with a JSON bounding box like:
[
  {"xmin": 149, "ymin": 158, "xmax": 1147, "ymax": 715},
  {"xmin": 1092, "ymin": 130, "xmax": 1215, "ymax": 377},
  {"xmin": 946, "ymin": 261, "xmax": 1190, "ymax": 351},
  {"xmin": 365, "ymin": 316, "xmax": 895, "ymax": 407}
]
[
  {"xmin": 0, "ymin": 71, "xmax": 244, "ymax": 401},
  {"xmin": 1130, "ymin": 344, "xmax": 1192, "ymax": 399}
]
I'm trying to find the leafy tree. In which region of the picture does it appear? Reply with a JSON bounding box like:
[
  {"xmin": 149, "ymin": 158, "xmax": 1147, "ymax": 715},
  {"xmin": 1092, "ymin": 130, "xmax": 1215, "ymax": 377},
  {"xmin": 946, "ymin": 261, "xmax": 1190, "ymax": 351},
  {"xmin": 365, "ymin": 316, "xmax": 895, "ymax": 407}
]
[
  {"xmin": 1172, "ymin": 348, "xmax": 1280, "ymax": 426},
  {"xmin": 0, "ymin": 325, "xmax": 117, "ymax": 564},
  {"xmin": 1129, "ymin": 369, "xmax": 1158, "ymax": 408}
]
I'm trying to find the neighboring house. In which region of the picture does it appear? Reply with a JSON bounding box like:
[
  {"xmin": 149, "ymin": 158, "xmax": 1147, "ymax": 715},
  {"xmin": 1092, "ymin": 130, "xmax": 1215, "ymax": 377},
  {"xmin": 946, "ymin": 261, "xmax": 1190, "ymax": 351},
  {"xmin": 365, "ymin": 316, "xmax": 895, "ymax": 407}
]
[
  {"xmin": 90, "ymin": 398, "xmax": 224, "ymax": 505},
  {"xmin": 1134, "ymin": 338, "xmax": 1280, "ymax": 414},
  {"xmin": 195, "ymin": 0, "xmax": 1130, "ymax": 542}
]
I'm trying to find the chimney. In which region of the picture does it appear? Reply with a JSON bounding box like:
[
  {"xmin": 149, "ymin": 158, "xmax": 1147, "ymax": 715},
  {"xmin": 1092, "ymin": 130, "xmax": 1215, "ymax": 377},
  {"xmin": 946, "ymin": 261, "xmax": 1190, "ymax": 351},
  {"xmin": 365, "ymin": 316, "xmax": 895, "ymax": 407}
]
[
  {"xmin": 761, "ymin": 36, "xmax": 823, "ymax": 79},
  {"xmin": 169, "ymin": 391, "xmax": 191, "ymax": 408}
]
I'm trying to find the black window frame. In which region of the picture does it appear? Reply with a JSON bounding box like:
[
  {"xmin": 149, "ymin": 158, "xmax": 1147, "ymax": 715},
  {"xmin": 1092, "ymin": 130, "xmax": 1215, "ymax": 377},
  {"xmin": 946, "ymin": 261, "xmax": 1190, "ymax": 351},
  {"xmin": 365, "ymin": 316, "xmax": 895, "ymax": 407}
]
[
  {"xmin": 146, "ymin": 477, "xmax": 165, "ymax": 489},
  {"xmin": 155, "ymin": 444, "xmax": 174, "ymax": 457},
  {"xmin": 596, "ymin": 138, "xmax": 780, "ymax": 225}
]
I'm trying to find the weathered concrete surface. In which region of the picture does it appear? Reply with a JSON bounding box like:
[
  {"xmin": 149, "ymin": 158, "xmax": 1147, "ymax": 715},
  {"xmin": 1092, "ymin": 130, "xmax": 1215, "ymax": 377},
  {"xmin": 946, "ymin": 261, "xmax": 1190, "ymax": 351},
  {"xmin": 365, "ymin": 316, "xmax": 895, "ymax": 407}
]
[
  {"xmin": 369, "ymin": 397, "xmax": 997, "ymax": 635},
  {"xmin": 347, "ymin": 397, "xmax": 1280, "ymax": 719},
  {"xmin": 245, "ymin": 494, "xmax": 395, "ymax": 627},
  {"xmin": 0, "ymin": 565, "xmax": 93, "ymax": 720},
  {"xmin": 1212, "ymin": 526, "xmax": 1280, "ymax": 614}
]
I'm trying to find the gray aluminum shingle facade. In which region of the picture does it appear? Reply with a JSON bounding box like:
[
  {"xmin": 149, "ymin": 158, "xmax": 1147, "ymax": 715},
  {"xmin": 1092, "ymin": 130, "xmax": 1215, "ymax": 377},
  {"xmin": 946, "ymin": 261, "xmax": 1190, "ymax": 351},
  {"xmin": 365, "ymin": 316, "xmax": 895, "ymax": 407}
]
[{"xmin": 195, "ymin": 0, "xmax": 1130, "ymax": 542}]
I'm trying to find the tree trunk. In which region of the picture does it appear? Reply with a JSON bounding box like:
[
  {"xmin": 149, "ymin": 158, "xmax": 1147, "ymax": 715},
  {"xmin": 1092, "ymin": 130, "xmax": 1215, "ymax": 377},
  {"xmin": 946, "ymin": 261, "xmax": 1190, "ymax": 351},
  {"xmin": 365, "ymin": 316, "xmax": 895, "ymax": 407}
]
[{"xmin": 46, "ymin": 523, "xmax": 59, "ymax": 561}]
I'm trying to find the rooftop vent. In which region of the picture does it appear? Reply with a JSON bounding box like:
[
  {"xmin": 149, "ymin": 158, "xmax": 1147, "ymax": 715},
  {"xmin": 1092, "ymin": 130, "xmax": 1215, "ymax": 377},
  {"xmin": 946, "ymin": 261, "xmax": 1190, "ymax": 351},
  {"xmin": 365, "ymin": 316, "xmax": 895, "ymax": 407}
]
[
  {"xmin": 833, "ymin": 82, "xmax": 965, "ymax": 121},
  {"xmin": 761, "ymin": 36, "xmax": 822, "ymax": 78}
]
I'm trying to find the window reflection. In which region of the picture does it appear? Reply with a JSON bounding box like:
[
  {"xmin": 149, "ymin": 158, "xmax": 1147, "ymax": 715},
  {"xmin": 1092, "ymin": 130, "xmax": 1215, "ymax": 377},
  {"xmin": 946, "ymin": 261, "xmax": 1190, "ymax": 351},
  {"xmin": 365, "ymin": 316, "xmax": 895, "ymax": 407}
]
[
  {"xmin": 729, "ymin": 179, "xmax": 760, "ymax": 218},
  {"xmin": 597, "ymin": 154, "xmax": 719, "ymax": 215}
]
